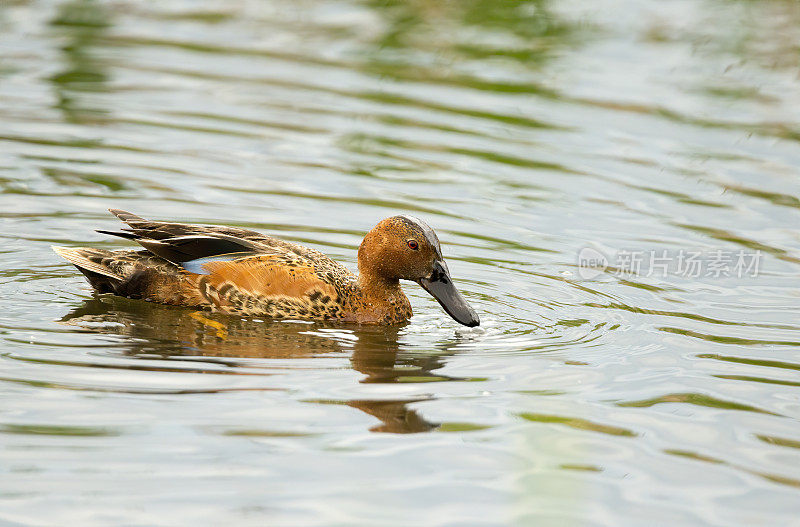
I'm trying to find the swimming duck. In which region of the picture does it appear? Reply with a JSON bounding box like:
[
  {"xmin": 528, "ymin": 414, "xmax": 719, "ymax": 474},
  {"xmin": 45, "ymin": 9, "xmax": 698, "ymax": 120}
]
[{"xmin": 53, "ymin": 210, "xmax": 480, "ymax": 327}]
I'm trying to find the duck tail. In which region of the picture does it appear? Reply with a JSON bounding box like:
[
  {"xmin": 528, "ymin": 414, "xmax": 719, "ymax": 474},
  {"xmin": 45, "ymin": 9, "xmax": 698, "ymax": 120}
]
[{"xmin": 52, "ymin": 246, "xmax": 124, "ymax": 293}]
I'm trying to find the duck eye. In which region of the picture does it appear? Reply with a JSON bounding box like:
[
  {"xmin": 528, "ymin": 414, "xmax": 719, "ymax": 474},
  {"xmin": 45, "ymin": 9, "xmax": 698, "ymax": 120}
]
[{"xmin": 407, "ymin": 240, "xmax": 419, "ymax": 250}]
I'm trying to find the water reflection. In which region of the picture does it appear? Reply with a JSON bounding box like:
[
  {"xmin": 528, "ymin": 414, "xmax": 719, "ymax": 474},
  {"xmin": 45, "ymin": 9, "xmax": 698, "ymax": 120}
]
[
  {"xmin": 362, "ymin": 0, "xmax": 580, "ymax": 78},
  {"xmin": 49, "ymin": 0, "xmax": 110, "ymax": 123},
  {"xmin": 61, "ymin": 295, "xmax": 448, "ymax": 433}
]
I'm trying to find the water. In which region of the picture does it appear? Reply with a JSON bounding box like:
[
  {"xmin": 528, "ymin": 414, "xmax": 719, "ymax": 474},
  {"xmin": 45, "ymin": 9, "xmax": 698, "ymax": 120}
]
[{"xmin": 1, "ymin": 0, "xmax": 799, "ymax": 525}]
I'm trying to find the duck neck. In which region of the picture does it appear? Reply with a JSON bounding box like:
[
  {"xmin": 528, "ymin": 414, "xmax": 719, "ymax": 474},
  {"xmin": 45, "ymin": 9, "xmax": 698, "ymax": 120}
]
[
  {"xmin": 354, "ymin": 269, "xmax": 412, "ymax": 323},
  {"xmin": 357, "ymin": 270, "xmax": 403, "ymax": 301}
]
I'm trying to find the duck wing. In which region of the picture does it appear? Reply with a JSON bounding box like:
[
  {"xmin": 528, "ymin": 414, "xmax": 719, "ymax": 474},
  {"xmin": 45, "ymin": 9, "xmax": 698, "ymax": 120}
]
[
  {"xmin": 106, "ymin": 209, "xmax": 296, "ymax": 249},
  {"xmin": 96, "ymin": 209, "xmax": 288, "ymax": 265}
]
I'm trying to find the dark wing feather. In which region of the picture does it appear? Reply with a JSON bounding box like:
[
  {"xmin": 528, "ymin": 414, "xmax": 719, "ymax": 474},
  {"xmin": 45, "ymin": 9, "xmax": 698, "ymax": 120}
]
[
  {"xmin": 106, "ymin": 210, "xmax": 333, "ymax": 263},
  {"xmin": 135, "ymin": 234, "xmax": 266, "ymax": 266},
  {"xmin": 108, "ymin": 209, "xmax": 272, "ymax": 243},
  {"xmin": 101, "ymin": 210, "xmax": 279, "ymax": 269},
  {"xmin": 96, "ymin": 229, "xmax": 141, "ymax": 240}
]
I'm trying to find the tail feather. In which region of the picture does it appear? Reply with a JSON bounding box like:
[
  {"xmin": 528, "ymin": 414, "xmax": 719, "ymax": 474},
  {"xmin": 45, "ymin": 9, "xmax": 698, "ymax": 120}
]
[
  {"xmin": 52, "ymin": 246, "xmax": 124, "ymax": 281},
  {"xmin": 53, "ymin": 246, "xmax": 127, "ymax": 294}
]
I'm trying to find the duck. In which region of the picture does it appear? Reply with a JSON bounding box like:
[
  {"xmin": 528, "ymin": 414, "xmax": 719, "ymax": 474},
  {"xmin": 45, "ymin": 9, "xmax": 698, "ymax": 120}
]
[{"xmin": 53, "ymin": 209, "xmax": 480, "ymax": 327}]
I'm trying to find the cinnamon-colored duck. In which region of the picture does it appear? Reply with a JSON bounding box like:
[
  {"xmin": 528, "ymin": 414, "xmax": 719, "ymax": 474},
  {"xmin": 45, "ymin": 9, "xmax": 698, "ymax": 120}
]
[{"xmin": 53, "ymin": 210, "xmax": 480, "ymax": 326}]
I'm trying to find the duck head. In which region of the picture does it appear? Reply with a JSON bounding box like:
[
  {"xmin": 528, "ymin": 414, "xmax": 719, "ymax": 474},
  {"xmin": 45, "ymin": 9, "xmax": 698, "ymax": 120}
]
[{"xmin": 358, "ymin": 215, "xmax": 480, "ymax": 327}]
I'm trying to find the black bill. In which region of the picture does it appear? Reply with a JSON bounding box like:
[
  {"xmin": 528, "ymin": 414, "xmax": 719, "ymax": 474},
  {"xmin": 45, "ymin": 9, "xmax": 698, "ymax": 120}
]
[{"xmin": 418, "ymin": 260, "xmax": 480, "ymax": 327}]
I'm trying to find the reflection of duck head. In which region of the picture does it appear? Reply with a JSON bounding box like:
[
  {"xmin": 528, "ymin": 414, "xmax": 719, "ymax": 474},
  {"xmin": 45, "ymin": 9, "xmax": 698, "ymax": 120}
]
[
  {"xmin": 343, "ymin": 325, "xmax": 446, "ymax": 433},
  {"xmin": 61, "ymin": 295, "xmax": 456, "ymax": 432}
]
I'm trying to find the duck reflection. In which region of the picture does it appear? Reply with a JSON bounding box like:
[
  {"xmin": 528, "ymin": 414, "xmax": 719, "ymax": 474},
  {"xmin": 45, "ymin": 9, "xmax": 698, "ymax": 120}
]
[{"xmin": 61, "ymin": 295, "xmax": 456, "ymax": 433}]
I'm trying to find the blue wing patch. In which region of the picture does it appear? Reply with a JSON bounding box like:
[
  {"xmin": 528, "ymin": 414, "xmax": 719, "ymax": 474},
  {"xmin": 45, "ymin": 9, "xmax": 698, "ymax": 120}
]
[{"xmin": 181, "ymin": 252, "xmax": 257, "ymax": 275}]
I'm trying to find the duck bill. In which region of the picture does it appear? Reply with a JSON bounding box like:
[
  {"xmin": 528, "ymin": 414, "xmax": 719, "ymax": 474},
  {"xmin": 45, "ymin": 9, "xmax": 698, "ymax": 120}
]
[{"xmin": 418, "ymin": 260, "xmax": 480, "ymax": 327}]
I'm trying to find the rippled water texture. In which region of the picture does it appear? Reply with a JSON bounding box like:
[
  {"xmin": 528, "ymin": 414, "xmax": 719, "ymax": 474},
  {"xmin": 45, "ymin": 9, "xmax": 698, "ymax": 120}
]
[{"xmin": 1, "ymin": 0, "xmax": 800, "ymax": 525}]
